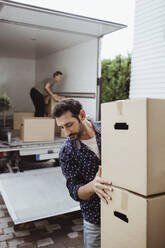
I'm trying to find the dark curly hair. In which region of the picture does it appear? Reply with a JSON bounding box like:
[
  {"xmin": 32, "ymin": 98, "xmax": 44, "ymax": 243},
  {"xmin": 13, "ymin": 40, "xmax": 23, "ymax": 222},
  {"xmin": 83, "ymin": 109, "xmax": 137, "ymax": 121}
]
[
  {"xmin": 53, "ymin": 71, "xmax": 63, "ymax": 78},
  {"xmin": 54, "ymin": 98, "xmax": 83, "ymax": 119}
]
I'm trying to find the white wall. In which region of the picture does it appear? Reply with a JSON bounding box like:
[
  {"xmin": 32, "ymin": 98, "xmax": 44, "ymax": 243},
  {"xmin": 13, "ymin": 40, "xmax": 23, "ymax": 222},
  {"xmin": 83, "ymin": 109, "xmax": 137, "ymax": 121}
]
[
  {"xmin": 0, "ymin": 57, "xmax": 35, "ymax": 114},
  {"xmin": 130, "ymin": 0, "xmax": 165, "ymax": 98},
  {"xmin": 36, "ymin": 39, "xmax": 98, "ymax": 120}
]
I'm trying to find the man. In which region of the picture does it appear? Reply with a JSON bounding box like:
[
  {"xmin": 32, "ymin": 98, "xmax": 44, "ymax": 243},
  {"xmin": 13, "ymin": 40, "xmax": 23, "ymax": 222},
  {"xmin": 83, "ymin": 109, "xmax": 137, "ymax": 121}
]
[
  {"xmin": 54, "ymin": 99, "xmax": 112, "ymax": 248},
  {"xmin": 30, "ymin": 71, "xmax": 63, "ymax": 117}
]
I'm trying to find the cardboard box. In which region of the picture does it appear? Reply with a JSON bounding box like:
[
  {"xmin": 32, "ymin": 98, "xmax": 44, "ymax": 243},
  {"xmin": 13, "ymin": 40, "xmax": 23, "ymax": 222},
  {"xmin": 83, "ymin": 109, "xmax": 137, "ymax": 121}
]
[
  {"xmin": 20, "ymin": 117, "xmax": 55, "ymax": 142},
  {"xmin": 45, "ymin": 95, "xmax": 65, "ymax": 117},
  {"xmin": 101, "ymin": 186, "xmax": 165, "ymax": 248},
  {"xmin": 45, "ymin": 97, "xmax": 63, "ymax": 135},
  {"xmin": 13, "ymin": 112, "xmax": 34, "ymax": 130},
  {"xmin": 45, "ymin": 97, "xmax": 57, "ymax": 118},
  {"xmin": 101, "ymin": 98, "xmax": 165, "ymax": 195}
]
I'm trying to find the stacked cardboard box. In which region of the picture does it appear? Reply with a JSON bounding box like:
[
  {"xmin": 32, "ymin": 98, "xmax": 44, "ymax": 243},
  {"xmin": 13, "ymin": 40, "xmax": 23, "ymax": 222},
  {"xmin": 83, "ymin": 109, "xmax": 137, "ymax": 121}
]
[
  {"xmin": 45, "ymin": 96, "xmax": 57, "ymax": 118},
  {"xmin": 45, "ymin": 97, "xmax": 63, "ymax": 136},
  {"xmin": 101, "ymin": 98, "xmax": 165, "ymax": 247}
]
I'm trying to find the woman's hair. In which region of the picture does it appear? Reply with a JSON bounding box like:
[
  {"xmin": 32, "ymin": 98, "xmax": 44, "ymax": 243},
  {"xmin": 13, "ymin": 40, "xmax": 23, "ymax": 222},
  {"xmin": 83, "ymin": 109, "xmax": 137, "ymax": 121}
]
[{"xmin": 54, "ymin": 98, "xmax": 83, "ymax": 118}]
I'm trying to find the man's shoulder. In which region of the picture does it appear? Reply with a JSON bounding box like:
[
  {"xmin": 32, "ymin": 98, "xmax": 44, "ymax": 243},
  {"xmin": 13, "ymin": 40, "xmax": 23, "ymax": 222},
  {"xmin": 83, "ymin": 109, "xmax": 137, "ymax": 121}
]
[
  {"xmin": 93, "ymin": 121, "xmax": 101, "ymax": 132},
  {"xmin": 44, "ymin": 78, "xmax": 53, "ymax": 84},
  {"xmin": 94, "ymin": 121, "xmax": 101, "ymax": 127},
  {"xmin": 59, "ymin": 138, "xmax": 74, "ymax": 157}
]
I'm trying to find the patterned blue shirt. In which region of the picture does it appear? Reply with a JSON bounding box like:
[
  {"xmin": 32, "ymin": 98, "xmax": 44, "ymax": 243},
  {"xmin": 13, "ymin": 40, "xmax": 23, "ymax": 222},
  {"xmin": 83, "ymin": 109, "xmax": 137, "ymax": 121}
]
[{"xmin": 59, "ymin": 121, "xmax": 101, "ymax": 225}]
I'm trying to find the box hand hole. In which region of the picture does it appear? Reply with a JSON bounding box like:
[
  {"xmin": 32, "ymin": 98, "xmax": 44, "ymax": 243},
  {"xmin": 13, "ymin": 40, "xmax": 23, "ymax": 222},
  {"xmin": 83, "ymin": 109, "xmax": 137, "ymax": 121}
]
[
  {"xmin": 114, "ymin": 122, "xmax": 129, "ymax": 130},
  {"xmin": 114, "ymin": 211, "xmax": 129, "ymax": 223}
]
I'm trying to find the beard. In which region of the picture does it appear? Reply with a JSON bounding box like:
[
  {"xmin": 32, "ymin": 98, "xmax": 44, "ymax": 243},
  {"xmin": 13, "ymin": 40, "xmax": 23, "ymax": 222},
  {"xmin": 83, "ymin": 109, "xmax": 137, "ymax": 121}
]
[
  {"xmin": 69, "ymin": 133, "xmax": 80, "ymax": 140},
  {"xmin": 69, "ymin": 122, "xmax": 84, "ymax": 140}
]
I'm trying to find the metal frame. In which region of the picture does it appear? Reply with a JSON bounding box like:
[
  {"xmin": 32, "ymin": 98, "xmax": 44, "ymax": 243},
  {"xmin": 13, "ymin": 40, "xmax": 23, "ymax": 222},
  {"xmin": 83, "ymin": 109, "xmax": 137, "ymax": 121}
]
[
  {"xmin": 56, "ymin": 92, "xmax": 96, "ymax": 99},
  {"xmin": 0, "ymin": 138, "xmax": 65, "ymax": 154}
]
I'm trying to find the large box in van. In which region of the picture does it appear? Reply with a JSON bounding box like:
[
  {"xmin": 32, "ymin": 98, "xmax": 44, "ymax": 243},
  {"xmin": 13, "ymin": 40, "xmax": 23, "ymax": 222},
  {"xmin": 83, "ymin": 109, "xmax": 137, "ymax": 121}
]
[
  {"xmin": 20, "ymin": 117, "xmax": 55, "ymax": 142},
  {"xmin": 101, "ymin": 98, "xmax": 165, "ymax": 195},
  {"xmin": 13, "ymin": 112, "xmax": 34, "ymax": 130}
]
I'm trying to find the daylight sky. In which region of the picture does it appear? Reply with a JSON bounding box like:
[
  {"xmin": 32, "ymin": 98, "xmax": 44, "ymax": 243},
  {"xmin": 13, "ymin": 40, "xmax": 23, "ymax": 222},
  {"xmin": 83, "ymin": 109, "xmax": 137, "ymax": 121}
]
[{"xmin": 15, "ymin": 0, "xmax": 136, "ymax": 59}]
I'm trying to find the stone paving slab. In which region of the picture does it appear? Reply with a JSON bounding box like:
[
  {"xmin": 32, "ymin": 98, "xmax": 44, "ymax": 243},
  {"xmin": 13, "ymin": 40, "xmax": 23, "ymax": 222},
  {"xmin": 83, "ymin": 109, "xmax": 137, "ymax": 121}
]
[{"xmin": 0, "ymin": 194, "xmax": 84, "ymax": 248}]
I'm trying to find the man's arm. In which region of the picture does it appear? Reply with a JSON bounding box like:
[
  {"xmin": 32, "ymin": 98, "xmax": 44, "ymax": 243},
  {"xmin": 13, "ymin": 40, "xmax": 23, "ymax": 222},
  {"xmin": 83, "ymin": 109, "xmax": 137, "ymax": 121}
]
[
  {"xmin": 45, "ymin": 81, "xmax": 57, "ymax": 101},
  {"xmin": 59, "ymin": 147, "xmax": 112, "ymax": 204},
  {"xmin": 78, "ymin": 166, "xmax": 113, "ymax": 204},
  {"xmin": 45, "ymin": 82, "xmax": 64, "ymax": 101}
]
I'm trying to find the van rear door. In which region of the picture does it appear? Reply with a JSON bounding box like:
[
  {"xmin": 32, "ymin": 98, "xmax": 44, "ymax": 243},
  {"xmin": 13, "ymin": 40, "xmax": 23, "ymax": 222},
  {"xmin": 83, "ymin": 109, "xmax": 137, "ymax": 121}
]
[
  {"xmin": 0, "ymin": 0, "xmax": 126, "ymax": 223},
  {"xmin": 0, "ymin": 167, "xmax": 80, "ymax": 224},
  {"xmin": 0, "ymin": 0, "xmax": 126, "ymax": 120}
]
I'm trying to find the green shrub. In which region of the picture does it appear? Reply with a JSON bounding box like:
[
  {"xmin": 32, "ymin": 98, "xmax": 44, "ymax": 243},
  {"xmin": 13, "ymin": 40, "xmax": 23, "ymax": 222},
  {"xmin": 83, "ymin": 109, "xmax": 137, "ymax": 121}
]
[{"xmin": 101, "ymin": 54, "xmax": 131, "ymax": 103}]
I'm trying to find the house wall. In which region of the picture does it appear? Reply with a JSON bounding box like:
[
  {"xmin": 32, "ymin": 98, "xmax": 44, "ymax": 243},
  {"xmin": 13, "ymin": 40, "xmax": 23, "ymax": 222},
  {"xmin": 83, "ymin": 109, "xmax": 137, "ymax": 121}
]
[{"xmin": 130, "ymin": 0, "xmax": 165, "ymax": 98}]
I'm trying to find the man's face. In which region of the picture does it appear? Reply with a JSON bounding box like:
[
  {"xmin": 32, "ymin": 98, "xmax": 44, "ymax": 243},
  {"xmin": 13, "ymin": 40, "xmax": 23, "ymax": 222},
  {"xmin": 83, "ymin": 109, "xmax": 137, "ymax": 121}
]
[
  {"xmin": 56, "ymin": 111, "xmax": 84, "ymax": 140},
  {"xmin": 54, "ymin": 74, "xmax": 63, "ymax": 83}
]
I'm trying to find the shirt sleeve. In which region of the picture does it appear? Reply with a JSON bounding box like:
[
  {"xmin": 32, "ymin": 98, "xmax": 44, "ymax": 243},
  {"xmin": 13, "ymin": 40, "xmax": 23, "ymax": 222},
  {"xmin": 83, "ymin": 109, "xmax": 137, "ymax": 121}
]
[{"xmin": 59, "ymin": 145, "xmax": 84, "ymax": 202}]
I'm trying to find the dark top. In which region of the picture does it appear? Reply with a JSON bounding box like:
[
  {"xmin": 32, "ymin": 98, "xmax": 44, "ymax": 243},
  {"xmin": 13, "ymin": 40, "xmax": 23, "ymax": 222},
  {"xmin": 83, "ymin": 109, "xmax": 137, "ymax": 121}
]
[{"xmin": 59, "ymin": 121, "xmax": 101, "ymax": 225}]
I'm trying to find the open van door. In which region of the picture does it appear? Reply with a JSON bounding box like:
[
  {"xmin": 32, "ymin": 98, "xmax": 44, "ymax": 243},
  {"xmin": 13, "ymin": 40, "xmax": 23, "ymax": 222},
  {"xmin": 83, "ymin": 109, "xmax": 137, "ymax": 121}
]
[
  {"xmin": 0, "ymin": 0, "xmax": 126, "ymax": 120},
  {"xmin": 0, "ymin": 167, "xmax": 80, "ymax": 224},
  {"xmin": 0, "ymin": 0, "xmax": 126, "ymax": 223}
]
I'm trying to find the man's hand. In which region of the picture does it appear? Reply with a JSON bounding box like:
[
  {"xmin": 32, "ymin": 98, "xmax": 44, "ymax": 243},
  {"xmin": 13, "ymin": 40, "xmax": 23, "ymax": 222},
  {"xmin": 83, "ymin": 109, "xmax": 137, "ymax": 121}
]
[
  {"xmin": 77, "ymin": 166, "xmax": 113, "ymax": 202},
  {"xmin": 53, "ymin": 94, "xmax": 65, "ymax": 102},
  {"xmin": 92, "ymin": 166, "xmax": 113, "ymax": 204}
]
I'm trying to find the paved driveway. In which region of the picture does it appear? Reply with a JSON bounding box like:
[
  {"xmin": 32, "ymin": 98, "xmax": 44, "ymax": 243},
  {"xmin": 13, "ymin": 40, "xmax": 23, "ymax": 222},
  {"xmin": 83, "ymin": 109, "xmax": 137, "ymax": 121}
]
[{"xmin": 0, "ymin": 194, "xmax": 84, "ymax": 248}]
